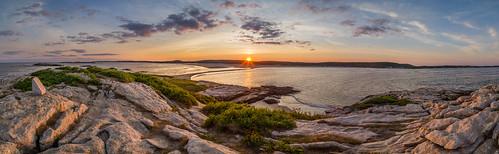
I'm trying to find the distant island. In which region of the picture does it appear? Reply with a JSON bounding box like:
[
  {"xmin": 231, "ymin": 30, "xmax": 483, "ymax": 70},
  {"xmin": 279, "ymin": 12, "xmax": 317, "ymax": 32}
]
[{"xmin": 56, "ymin": 60, "xmax": 499, "ymax": 69}]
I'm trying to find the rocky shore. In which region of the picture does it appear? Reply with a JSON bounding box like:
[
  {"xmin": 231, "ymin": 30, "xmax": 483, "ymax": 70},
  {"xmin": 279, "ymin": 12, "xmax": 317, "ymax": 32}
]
[{"xmin": 0, "ymin": 67, "xmax": 497, "ymax": 154}]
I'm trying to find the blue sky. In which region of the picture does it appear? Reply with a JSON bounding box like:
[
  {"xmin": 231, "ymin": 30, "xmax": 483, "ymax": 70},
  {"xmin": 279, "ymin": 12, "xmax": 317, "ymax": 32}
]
[{"xmin": 0, "ymin": 0, "xmax": 498, "ymax": 65}]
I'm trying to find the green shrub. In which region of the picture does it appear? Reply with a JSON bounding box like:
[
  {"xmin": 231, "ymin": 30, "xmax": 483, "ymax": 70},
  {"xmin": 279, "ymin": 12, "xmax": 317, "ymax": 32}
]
[
  {"xmin": 203, "ymin": 102, "xmax": 296, "ymax": 134},
  {"xmin": 133, "ymin": 73, "xmax": 198, "ymax": 107},
  {"xmin": 165, "ymin": 78, "xmax": 207, "ymax": 92},
  {"xmin": 13, "ymin": 78, "xmax": 32, "ymax": 91},
  {"xmin": 286, "ymin": 110, "xmax": 329, "ymax": 120},
  {"xmin": 243, "ymin": 132, "xmax": 303, "ymax": 154},
  {"xmin": 87, "ymin": 66, "xmax": 135, "ymax": 82},
  {"xmin": 14, "ymin": 69, "xmax": 85, "ymax": 91},
  {"xmin": 56, "ymin": 66, "xmax": 81, "ymax": 73},
  {"xmin": 193, "ymin": 93, "xmax": 217, "ymax": 104},
  {"xmin": 352, "ymin": 95, "xmax": 413, "ymax": 110}
]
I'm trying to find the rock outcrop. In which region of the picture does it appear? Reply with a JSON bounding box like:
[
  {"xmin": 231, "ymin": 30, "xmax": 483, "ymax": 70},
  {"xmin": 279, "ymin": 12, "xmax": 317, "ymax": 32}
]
[
  {"xmin": 0, "ymin": 79, "xmax": 237, "ymax": 154},
  {"xmin": 271, "ymin": 85, "xmax": 498, "ymax": 153}
]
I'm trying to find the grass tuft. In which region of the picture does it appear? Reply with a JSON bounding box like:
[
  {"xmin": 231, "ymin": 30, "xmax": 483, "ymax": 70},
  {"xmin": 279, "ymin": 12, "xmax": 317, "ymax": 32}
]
[
  {"xmin": 243, "ymin": 132, "xmax": 303, "ymax": 154},
  {"xmin": 352, "ymin": 95, "xmax": 413, "ymax": 110}
]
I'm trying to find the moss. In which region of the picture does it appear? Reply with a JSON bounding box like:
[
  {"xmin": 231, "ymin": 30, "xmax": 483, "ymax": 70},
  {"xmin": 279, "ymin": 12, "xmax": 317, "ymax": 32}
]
[
  {"xmin": 243, "ymin": 132, "xmax": 303, "ymax": 154},
  {"xmin": 352, "ymin": 95, "xmax": 413, "ymax": 110},
  {"xmin": 14, "ymin": 69, "xmax": 85, "ymax": 91}
]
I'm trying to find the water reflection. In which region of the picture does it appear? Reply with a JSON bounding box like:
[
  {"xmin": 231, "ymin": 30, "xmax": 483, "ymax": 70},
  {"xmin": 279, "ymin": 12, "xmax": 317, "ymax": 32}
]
[{"xmin": 243, "ymin": 69, "xmax": 254, "ymax": 88}]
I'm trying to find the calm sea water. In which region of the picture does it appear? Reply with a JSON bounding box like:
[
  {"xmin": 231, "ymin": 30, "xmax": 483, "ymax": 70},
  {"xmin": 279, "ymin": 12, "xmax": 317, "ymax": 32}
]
[{"xmin": 192, "ymin": 67, "xmax": 499, "ymax": 106}]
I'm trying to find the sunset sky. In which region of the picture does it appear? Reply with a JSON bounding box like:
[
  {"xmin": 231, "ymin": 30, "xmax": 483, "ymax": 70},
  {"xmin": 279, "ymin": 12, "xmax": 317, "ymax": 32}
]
[{"xmin": 1, "ymin": 0, "xmax": 499, "ymax": 65}]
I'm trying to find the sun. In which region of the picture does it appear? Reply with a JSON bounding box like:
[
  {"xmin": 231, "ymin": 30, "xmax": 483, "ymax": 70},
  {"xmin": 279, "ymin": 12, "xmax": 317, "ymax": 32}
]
[{"xmin": 245, "ymin": 56, "xmax": 252, "ymax": 62}]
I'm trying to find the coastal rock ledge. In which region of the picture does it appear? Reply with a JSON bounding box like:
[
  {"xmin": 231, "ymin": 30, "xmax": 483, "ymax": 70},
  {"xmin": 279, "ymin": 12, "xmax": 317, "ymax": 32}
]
[{"xmin": 0, "ymin": 73, "xmax": 498, "ymax": 153}]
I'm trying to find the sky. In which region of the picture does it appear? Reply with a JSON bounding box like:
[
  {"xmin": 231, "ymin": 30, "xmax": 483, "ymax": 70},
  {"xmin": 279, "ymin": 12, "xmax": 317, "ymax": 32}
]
[{"xmin": 0, "ymin": 0, "xmax": 499, "ymax": 65}]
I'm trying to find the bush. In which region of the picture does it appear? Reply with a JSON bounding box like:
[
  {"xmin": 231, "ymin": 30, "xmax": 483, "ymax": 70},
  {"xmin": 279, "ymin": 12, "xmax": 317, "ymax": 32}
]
[
  {"xmin": 203, "ymin": 102, "xmax": 296, "ymax": 135},
  {"xmin": 286, "ymin": 110, "xmax": 329, "ymax": 120},
  {"xmin": 243, "ymin": 132, "xmax": 303, "ymax": 154},
  {"xmin": 165, "ymin": 78, "xmax": 207, "ymax": 92},
  {"xmin": 56, "ymin": 66, "xmax": 81, "ymax": 73},
  {"xmin": 352, "ymin": 95, "xmax": 413, "ymax": 110},
  {"xmin": 14, "ymin": 69, "xmax": 85, "ymax": 91},
  {"xmin": 133, "ymin": 73, "xmax": 198, "ymax": 107},
  {"xmin": 87, "ymin": 66, "xmax": 135, "ymax": 83}
]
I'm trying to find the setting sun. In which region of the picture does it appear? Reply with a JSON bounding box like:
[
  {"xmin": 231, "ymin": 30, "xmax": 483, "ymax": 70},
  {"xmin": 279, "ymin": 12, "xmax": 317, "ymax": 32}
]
[{"xmin": 245, "ymin": 56, "xmax": 252, "ymax": 62}]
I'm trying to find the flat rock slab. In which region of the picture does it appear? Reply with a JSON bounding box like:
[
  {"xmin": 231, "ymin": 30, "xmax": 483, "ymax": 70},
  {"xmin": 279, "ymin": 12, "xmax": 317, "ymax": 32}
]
[
  {"xmin": 112, "ymin": 81, "xmax": 172, "ymax": 113},
  {"xmin": 272, "ymin": 121, "xmax": 378, "ymax": 144}
]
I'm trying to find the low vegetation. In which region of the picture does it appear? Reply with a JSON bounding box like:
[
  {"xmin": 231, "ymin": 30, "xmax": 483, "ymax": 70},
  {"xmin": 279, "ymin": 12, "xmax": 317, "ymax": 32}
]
[
  {"xmin": 14, "ymin": 69, "xmax": 91, "ymax": 91},
  {"xmin": 86, "ymin": 66, "xmax": 201, "ymax": 107},
  {"xmin": 352, "ymin": 95, "xmax": 413, "ymax": 110},
  {"xmin": 14, "ymin": 66, "xmax": 208, "ymax": 107},
  {"xmin": 202, "ymin": 102, "xmax": 306, "ymax": 153}
]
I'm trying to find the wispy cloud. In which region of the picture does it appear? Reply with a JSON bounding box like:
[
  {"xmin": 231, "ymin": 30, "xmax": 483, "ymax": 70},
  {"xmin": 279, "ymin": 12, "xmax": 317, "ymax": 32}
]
[
  {"xmin": 408, "ymin": 21, "xmax": 430, "ymax": 34},
  {"xmin": 1, "ymin": 50, "xmax": 24, "ymax": 55},
  {"xmin": 81, "ymin": 53, "xmax": 119, "ymax": 56},
  {"xmin": 353, "ymin": 18, "xmax": 400, "ymax": 37},
  {"xmin": 488, "ymin": 27, "xmax": 497, "ymax": 38},
  {"xmin": 0, "ymin": 30, "xmax": 22, "ymax": 37},
  {"xmin": 354, "ymin": 3, "xmax": 398, "ymax": 18}
]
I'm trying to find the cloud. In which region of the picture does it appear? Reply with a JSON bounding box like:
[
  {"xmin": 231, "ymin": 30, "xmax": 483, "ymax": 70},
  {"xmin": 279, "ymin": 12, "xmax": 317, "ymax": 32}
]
[
  {"xmin": 441, "ymin": 32, "xmax": 477, "ymax": 45},
  {"xmin": 45, "ymin": 49, "xmax": 87, "ymax": 56},
  {"xmin": 462, "ymin": 21, "xmax": 479, "ymax": 30},
  {"xmin": 299, "ymin": 0, "xmax": 350, "ymax": 14},
  {"xmin": 117, "ymin": 7, "xmax": 225, "ymax": 37},
  {"xmin": 0, "ymin": 30, "xmax": 22, "ymax": 37},
  {"xmin": 237, "ymin": 16, "xmax": 313, "ymax": 49},
  {"xmin": 355, "ymin": 3, "xmax": 398, "ymax": 18},
  {"xmin": 408, "ymin": 21, "xmax": 429, "ymax": 34},
  {"xmin": 446, "ymin": 17, "xmax": 480, "ymax": 30},
  {"xmin": 488, "ymin": 27, "xmax": 497, "ymax": 38},
  {"xmin": 441, "ymin": 32, "xmax": 482, "ymax": 53},
  {"xmin": 219, "ymin": 0, "xmax": 261, "ymax": 9},
  {"xmin": 353, "ymin": 18, "xmax": 400, "ymax": 37},
  {"xmin": 219, "ymin": 1, "xmax": 236, "ymax": 8},
  {"xmin": 340, "ymin": 20, "xmax": 355, "ymax": 27},
  {"xmin": 1, "ymin": 50, "xmax": 24, "ymax": 55},
  {"xmin": 241, "ymin": 17, "xmax": 284, "ymax": 39},
  {"xmin": 44, "ymin": 41, "xmax": 65, "ymax": 46},
  {"xmin": 81, "ymin": 53, "xmax": 119, "ymax": 56},
  {"xmin": 119, "ymin": 22, "xmax": 156, "ymax": 37},
  {"xmin": 66, "ymin": 32, "xmax": 106, "ymax": 44},
  {"xmin": 10, "ymin": 2, "xmax": 99, "ymax": 24}
]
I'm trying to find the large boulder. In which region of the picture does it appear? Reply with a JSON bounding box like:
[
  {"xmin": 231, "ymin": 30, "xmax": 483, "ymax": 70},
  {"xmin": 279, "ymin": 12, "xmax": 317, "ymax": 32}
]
[
  {"xmin": 424, "ymin": 110, "xmax": 499, "ymax": 149},
  {"xmin": 112, "ymin": 81, "xmax": 172, "ymax": 113},
  {"xmin": 0, "ymin": 92, "xmax": 78, "ymax": 149}
]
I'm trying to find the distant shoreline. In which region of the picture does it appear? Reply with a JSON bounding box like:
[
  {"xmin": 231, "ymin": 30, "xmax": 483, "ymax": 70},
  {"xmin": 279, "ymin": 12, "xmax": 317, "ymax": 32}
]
[{"xmin": 34, "ymin": 60, "xmax": 499, "ymax": 69}]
